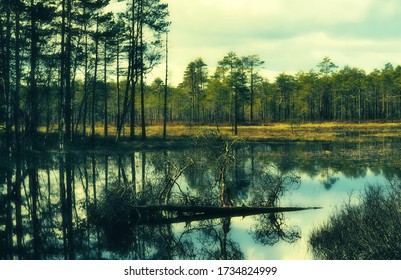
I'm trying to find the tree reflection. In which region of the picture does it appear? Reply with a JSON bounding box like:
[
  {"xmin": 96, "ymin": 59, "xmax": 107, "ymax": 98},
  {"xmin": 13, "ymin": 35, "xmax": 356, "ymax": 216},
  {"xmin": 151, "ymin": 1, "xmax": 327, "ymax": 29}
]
[
  {"xmin": 196, "ymin": 218, "xmax": 244, "ymax": 260},
  {"xmin": 248, "ymin": 165, "xmax": 301, "ymax": 246},
  {"xmin": 251, "ymin": 213, "xmax": 301, "ymax": 246},
  {"xmin": 87, "ymin": 133, "xmax": 302, "ymax": 259},
  {"xmin": 309, "ymin": 183, "xmax": 401, "ymax": 259},
  {"xmin": 2, "ymin": 138, "xmax": 400, "ymax": 259}
]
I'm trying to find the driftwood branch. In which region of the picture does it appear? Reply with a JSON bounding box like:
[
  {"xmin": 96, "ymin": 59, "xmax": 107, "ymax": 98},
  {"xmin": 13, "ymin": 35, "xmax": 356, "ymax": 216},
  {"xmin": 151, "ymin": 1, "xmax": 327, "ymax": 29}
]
[
  {"xmin": 131, "ymin": 205, "xmax": 322, "ymax": 225},
  {"xmin": 159, "ymin": 158, "xmax": 194, "ymax": 205}
]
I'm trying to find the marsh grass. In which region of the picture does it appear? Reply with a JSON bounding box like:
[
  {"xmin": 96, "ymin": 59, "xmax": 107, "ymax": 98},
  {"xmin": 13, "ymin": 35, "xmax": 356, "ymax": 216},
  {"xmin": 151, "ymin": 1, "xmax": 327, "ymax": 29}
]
[
  {"xmin": 143, "ymin": 122, "xmax": 401, "ymax": 142},
  {"xmin": 27, "ymin": 122, "xmax": 401, "ymax": 149},
  {"xmin": 309, "ymin": 183, "xmax": 401, "ymax": 260}
]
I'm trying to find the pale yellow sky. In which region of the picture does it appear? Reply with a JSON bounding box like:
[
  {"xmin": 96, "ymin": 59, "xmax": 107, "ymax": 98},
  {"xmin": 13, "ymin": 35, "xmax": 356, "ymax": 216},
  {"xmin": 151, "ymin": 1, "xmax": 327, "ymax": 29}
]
[{"xmin": 109, "ymin": 0, "xmax": 401, "ymax": 85}]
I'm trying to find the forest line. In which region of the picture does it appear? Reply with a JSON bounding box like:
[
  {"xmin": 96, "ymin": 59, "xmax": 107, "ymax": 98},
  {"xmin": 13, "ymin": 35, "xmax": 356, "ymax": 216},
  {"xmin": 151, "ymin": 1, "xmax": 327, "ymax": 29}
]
[{"xmin": 2, "ymin": 1, "xmax": 401, "ymax": 151}]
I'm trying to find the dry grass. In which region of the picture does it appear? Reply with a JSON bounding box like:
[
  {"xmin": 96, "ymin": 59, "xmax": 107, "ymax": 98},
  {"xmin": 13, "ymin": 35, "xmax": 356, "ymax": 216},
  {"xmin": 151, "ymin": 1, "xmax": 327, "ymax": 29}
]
[
  {"xmin": 145, "ymin": 122, "xmax": 401, "ymax": 142},
  {"xmin": 36, "ymin": 122, "xmax": 401, "ymax": 142}
]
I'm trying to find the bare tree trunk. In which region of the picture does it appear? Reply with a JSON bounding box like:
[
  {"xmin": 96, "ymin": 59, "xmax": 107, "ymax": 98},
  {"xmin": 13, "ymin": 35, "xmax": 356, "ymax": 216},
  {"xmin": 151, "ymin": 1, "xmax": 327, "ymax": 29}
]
[
  {"xmin": 130, "ymin": 0, "xmax": 138, "ymax": 140},
  {"xmin": 140, "ymin": 0, "xmax": 146, "ymax": 140},
  {"xmin": 64, "ymin": 0, "xmax": 72, "ymax": 143},
  {"xmin": 117, "ymin": 0, "xmax": 137, "ymax": 142},
  {"xmin": 234, "ymin": 91, "xmax": 238, "ymax": 135},
  {"xmin": 103, "ymin": 40, "xmax": 108, "ymax": 136},
  {"xmin": 116, "ymin": 58, "xmax": 131, "ymax": 141},
  {"xmin": 250, "ymin": 68, "xmax": 254, "ymax": 124},
  {"xmin": 163, "ymin": 32, "xmax": 168, "ymax": 140},
  {"xmin": 14, "ymin": 1, "xmax": 22, "ymax": 153},
  {"xmin": 116, "ymin": 41, "xmax": 121, "ymax": 133},
  {"xmin": 4, "ymin": 0, "xmax": 12, "ymax": 154},
  {"xmin": 59, "ymin": 0, "xmax": 66, "ymax": 150},
  {"xmin": 91, "ymin": 18, "xmax": 100, "ymax": 147},
  {"xmin": 28, "ymin": 0, "xmax": 39, "ymax": 149},
  {"xmin": 82, "ymin": 9, "xmax": 89, "ymax": 137}
]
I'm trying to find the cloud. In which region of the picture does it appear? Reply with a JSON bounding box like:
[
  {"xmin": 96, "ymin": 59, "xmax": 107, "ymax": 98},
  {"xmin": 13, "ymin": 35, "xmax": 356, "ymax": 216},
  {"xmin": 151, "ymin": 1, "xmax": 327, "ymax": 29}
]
[
  {"xmin": 148, "ymin": 0, "xmax": 401, "ymax": 84},
  {"xmin": 168, "ymin": 0, "xmax": 372, "ymax": 38}
]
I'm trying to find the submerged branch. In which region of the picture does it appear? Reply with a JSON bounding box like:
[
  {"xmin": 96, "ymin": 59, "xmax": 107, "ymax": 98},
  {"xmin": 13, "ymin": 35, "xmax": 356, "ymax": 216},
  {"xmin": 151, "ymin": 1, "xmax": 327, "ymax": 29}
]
[{"xmin": 131, "ymin": 205, "xmax": 322, "ymax": 225}]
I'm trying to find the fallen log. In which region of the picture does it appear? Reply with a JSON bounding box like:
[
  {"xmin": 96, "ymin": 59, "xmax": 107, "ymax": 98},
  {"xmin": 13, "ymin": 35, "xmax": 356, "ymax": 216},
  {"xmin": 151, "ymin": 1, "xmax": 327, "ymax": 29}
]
[{"xmin": 131, "ymin": 205, "xmax": 322, "ymax": 225}]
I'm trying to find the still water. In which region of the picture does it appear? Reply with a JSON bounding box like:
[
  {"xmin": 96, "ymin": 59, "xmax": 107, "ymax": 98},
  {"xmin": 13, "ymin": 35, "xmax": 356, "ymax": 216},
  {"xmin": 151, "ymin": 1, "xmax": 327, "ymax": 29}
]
[{"xmin": 1, "ymin": 138, "xmax": 400, "ymax": 260}]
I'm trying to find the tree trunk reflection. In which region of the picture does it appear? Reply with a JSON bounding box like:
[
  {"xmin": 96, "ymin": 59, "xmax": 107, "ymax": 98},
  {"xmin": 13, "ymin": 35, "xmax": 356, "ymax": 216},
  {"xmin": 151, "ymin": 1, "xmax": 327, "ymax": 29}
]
[{"xmin": 3, "ymin": 139, "xmax": 377, "ymax": 259}]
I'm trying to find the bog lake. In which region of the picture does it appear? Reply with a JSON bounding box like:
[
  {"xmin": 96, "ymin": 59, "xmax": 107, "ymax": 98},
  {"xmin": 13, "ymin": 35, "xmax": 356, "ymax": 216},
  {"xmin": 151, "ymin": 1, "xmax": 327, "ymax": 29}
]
[{"xmin": 1, "ymin": 136, "xmax": 400, "ymax": 259}]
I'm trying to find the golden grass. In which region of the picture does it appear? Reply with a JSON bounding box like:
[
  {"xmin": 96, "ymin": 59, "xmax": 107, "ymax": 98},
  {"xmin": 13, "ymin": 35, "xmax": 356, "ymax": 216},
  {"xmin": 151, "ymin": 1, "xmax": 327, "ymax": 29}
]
[{"xmin": 35, "ymin": 122, "xmax": 401, "ymax": 142}]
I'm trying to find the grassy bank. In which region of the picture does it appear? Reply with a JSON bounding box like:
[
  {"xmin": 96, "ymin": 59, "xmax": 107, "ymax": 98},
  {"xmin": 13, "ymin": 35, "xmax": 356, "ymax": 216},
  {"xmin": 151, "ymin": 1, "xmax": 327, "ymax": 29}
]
[
  {"xmin": 9, "ymin": 122, "xmax": 401, "ymax": 151},
  {"xmin": 140, "ymin": 122, "xmax": 401, "ymax": 142}
]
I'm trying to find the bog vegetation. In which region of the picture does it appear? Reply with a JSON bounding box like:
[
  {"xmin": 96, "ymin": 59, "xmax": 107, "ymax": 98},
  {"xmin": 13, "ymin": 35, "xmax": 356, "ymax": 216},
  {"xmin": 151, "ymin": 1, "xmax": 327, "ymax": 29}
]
[{"xmin": 309, "ymin": 183, "xmax": 401, "ymax": 260}]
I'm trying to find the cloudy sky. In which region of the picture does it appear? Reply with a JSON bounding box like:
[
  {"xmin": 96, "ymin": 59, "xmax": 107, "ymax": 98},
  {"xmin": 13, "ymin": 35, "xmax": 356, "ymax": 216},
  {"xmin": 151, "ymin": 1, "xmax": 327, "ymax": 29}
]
[{"xmin": 111, "ymin": 0, "xmax": 401, "ymax": 84}]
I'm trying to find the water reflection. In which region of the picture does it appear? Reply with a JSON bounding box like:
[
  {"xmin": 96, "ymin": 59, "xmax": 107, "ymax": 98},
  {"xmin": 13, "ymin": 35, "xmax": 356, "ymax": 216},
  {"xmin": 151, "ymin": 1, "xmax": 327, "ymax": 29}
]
[{"xmin": 1, "ymin": 138, "xmax": 401, "ymax": 259}]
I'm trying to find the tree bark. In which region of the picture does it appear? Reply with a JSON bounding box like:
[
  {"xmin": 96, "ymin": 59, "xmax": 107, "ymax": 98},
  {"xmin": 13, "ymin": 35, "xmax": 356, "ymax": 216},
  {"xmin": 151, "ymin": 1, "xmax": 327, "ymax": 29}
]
[
  {"xmin": 140, "ymin": 0, "xmax": 146, "ymax": 140},
  {"xmin": 91, "ymin": 18, "xmax": 100, "ymax": 147},
  {"xmin": 103, "ymin": 40, "xmax": 108, "ymax": 136},
  {"xmin": 29, "ymin": 0, "xmax": 39, "ymax": 149},
  {"xmin": 163, "ymin": 32, "xmax": 168, "ymax": 140}
]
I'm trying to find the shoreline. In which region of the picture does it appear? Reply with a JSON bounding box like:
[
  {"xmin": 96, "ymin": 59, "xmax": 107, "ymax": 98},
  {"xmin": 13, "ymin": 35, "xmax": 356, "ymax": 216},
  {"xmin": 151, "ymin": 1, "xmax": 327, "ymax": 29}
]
[{"xmin": 1, "ymin": 122, "xmax": 401, "ymax": 152}]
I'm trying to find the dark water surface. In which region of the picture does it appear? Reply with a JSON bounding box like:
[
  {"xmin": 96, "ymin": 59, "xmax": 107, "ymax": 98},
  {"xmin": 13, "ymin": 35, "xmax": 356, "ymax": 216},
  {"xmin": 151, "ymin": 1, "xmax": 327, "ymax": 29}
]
[{"xmin": 1, "ymin": 139, "xmax": 400, "ymax": 260}]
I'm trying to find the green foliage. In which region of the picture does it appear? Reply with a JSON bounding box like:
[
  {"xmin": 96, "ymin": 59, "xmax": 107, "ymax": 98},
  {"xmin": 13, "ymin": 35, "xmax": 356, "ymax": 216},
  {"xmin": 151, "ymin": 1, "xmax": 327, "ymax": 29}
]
[
  {"xmin": 317, "ymin": 56, "xmax": 338, "ymax": 76},
  {"xmin": 3, "ymin": 0, "xmax": 401, "ymax": 150},
  {"xmin": 160, "ymin": 55, "xmax": 401, "ymax": 126},
  {"xmin": 309, "ymin": 183, "xmax": 401, "ymax": 260}
]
